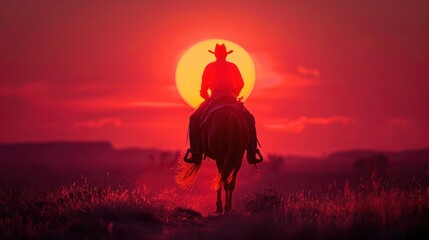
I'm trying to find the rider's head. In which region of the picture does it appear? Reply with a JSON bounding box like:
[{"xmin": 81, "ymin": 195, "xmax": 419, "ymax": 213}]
[{"xmin": 209, "ymin": 44, "xmax": 233, "ymax": 61}]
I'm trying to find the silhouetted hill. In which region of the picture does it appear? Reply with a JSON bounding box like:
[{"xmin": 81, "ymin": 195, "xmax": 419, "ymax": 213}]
[
  {"xmin": 328, "ymin": 149, "xmax": 383, "ymax": 164},
  {"xmin": 1, "ymin": 142, "xmax": 428, "ymax": 172},
  {"xmin": 0, "ymin": 142, "xmax": 428, "ymax": 189},
  {"xmin": 0, "ymin": 141, "xmax": 180, "ymax": 187},
  {"xmin": 1, "ymin": 141, "xmax": 114, "ymax": 170},
  {"xmin": 389, "ymin": 148, "xmax": 429, "ymax": 169},
  {"xmin": 0, "ymin": 141, "xmax": 179, "ymax": 170},
  {"xmin": 326, "ymin": 148, "xmax": 429, "ymax": 171}
]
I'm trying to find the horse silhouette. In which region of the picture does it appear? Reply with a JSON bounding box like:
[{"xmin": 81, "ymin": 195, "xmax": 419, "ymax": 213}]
[{"xmin": 177, "ymin": 105, "xmax": 249, "ymax": 213}]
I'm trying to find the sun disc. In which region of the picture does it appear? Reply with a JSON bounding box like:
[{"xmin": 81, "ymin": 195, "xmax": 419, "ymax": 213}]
[{"xmin": 175, "ymin": 39, "xmax": 255, "ymax": 108}]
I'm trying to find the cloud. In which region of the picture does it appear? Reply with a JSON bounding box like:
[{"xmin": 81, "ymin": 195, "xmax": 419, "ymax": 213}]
[
  {"xmin": 253, "ymin": 54, "xmax": 284, "ymax": 90},
  {"xmin": 265, "ymin": 116, "xmax": 354, "ymax": 133},
  {"xmin": 74, "ymin": 118, "xmax": 122, "ymax": 129},
  {"xmin": 297, "ymin": 66, "xmax": 321, "ymax": 78},
  {"xmin": 131, "ymin": 101, "xmax": 186, "ymax": 108},
  {"xmin": 379, "ymin": 118, "xmax": 413, "ymax": 136},
  {"xmin": 385, "ymin": 118, "xmax": 411, "ymax": 128},
  {"xmin": 250, "ymin": 56, "xmax": 321, "ymax": 104},
  {"xmin": 252, "ymin": 55, "xmax": 321, "ymax": 95},
  {"xmin": 0, "ymin": 82, "xmax": 49, "ymax": 99},
  {"xmin": 59, "ymin": 99, "xmax": 187, "ymax": 112}
]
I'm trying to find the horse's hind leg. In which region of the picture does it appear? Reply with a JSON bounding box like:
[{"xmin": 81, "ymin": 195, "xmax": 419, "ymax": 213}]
[
  {"xmin": 224, "ymin": 175, "xmax": 237, "ymax": 212},
  {"xmin": 225, "ymin": 184, "xmax": 233, "ymax": 212},
  {"xmin": 216, "ymin": 188, "xmax": 223, "ymax": 213},
  {"xmin": 224, "ymin": 187, "xmax": 231, "ymax": 212},
  {"xmin": 224, "ymin": 186, "xmax": 232, "ymax": 212}
]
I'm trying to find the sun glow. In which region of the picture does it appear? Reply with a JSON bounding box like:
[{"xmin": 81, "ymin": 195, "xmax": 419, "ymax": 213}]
[{"xmin": 175, "ymin": 39, "xmax": 255, "ymax": 108}]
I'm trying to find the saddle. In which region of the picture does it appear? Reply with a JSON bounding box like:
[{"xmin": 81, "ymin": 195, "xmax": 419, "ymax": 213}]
[
  {"xmin": 199, "ymin": 96, "xmax": 244, "ymax": 128},
  {"xmin": 197, "ymin": 96, "xmax": 247, "ymax": 160}
]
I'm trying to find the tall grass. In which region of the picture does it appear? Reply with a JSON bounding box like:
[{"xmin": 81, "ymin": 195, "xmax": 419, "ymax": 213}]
[{"xmin": 1, "ymin": 176, "xmax": 428, "ymax": 239}]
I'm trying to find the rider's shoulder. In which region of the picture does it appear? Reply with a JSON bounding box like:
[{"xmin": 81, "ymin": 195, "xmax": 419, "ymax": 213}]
[
  {"xmin": 208, "ymin": 61, "xmax": 238, "ymax": 68},
  {"xmin": 205, "ymin": 61, "xmax": 217, "ymax": 68},
  {"xmin": 225, "ymin": 61, "xmax": 239, "ymax": 68}
]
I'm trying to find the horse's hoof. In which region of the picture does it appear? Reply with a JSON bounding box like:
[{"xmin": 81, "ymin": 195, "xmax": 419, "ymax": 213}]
[{"xmin": 215, "ymin": 208, "xmax": 223, "ymax": 214}]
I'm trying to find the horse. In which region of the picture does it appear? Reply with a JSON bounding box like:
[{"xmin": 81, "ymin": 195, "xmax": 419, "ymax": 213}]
[{"xmin": 176, "ymin": 104, "xmax": 250, "ymax": 213}]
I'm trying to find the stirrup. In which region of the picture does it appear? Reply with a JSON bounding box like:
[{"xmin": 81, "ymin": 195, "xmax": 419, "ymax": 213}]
[
  {"xmin": 183, "ymin": 149, "xmax": 202, "ymax": 164},
  {"xmin": 183, "ymin": 149, "xmax": 191, "ymax": 163},
  {"xmin": 255, "ymin": 149, "xmax": 263, "ymax": 162},
  {"xmin": 247, "ymin": 149, "xmax": 263, "ymax": 164}
]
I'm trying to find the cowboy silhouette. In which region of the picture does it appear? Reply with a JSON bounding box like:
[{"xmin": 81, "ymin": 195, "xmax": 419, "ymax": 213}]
[{"xmin": 184, "ymin": 43, "xmax": 263, "ymax": 164}]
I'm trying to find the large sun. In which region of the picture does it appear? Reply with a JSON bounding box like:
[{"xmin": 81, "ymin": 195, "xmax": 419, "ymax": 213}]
[{"xmin": 175, "ymin": 39, "xmax": 255, "ymax": 108}]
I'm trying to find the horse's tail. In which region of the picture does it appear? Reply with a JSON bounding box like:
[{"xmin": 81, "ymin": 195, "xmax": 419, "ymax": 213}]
[
  {"xmin": 212, "ymin": 111, "xmax": 247, "ymax": 190},
  {"xmin": 212, "ymin": 149, "xmax": 240, "ymax": 190},
  {"xmin": 175, "ymin": 156, "xmax": 202, "ymax": 190}
]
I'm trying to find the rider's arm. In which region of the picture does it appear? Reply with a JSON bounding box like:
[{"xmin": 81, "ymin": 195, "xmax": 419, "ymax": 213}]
[
  {"xmin": 233, "ymin": 65, "xmax": 244, "ymax": 96},
  {"xmin": 200, "ymin": 65, "xmax": 211, "ymax": 100}
]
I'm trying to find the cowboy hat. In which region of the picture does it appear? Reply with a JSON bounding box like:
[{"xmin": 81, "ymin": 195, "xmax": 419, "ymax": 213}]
[{"xmin": 208, "ymin": 43, "xmax": 233, "ymax": 55}]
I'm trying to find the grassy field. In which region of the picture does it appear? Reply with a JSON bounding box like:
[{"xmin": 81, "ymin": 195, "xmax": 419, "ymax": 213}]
[{"xmin": 1, "ymin": 175, "xmax": 428, "ymax": 240}]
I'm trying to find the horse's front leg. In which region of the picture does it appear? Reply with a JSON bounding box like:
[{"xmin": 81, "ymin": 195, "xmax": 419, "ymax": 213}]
[{"xmin": 216, "ymin": 188, "xmax": 223, "ymax": 213}]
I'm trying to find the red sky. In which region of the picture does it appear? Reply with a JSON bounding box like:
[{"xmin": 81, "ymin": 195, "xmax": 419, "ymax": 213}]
[{"xmin": 1, "ymin": 1, "xmax": 428, "ymax": 155}]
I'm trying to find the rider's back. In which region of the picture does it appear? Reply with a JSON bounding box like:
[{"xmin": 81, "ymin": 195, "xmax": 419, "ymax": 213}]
[{"xmin": 202, "ymin": 61, "xmax": 244, "ymax": 96}]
